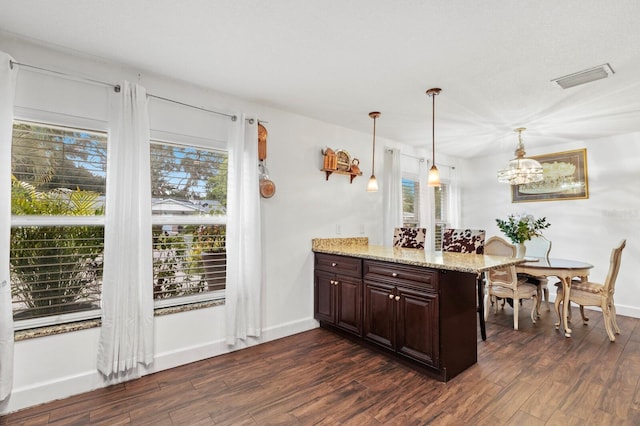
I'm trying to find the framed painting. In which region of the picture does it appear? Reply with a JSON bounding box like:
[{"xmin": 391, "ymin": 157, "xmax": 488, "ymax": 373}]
[{"xmin": 511, "ymin": 148, "xmax": 589, "ymax": 203}]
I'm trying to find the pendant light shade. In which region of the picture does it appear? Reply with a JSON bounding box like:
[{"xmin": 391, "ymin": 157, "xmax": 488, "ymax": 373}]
[
  {"xmin": 367, "ymin": 111, "xmax": 380, "ymax": 192},
  {"xmin": 426, "ymin": 88, "xmax": 441, "ymax": 187},
  {"xmin": 497, "ymin": 128, "xmax": 544, "ymax": 185}
]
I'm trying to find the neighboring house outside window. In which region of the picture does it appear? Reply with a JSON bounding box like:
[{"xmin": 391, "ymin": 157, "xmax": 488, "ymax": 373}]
[{"xmin": 150, "ymin": 141, "xmax": 228, "ymax": 309}]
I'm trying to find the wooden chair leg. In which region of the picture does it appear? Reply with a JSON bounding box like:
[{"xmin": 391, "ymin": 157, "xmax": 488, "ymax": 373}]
[
  {"xmin": 530, "ymin": 295, "xmax": 537, "ymax": 324},
  {"xmin": 513, "ymin": 297, "xmax": 519, "ymax": 330},
  {"xmin": 602, "ymin": 301, "xmax": 616, "ymax": 342},
  {"xmin": 544, "ymin": 287, "xmax": 550, "ymax": 311},
  {"xmin": 579, "ymin": 305, "xmax": 588, "ymax": 324},
  {"xmin": 535, "ymin": 287, "xmax": 542, "ymax": 318},
  {"xmin": 554, "ymin": 291, "xmax": 563, "ymax": 330},
  {"xmin": 610, "ymin": 298, "xmax": 621, "ymax": 335}
]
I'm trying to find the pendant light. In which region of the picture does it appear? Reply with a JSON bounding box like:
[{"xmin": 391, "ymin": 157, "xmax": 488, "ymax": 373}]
[
  {"xmin": 426, "ymin": 88, "xmax": 441, "ymax": 187},
  {"xmin": 367, "ymin": 111, "xmax": 380, "ymax": 192},
  {"xmin": 497, "ymin": 127, "xmax": 544, "ymax": 185}
]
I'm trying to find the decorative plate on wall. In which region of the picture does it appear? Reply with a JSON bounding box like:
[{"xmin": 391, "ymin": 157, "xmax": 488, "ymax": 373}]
[{"xmin": 335, "ymin": 149, "xmax": 351, "ymax": 172}]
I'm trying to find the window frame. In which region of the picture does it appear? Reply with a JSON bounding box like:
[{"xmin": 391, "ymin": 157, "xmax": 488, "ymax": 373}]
[
  {"xmin": 149, "ymin": 131, "xmax": 228, "ymax": 309},
  {"xmin": 433, "ymin": 181, "xmax": 450, "ymax": 251},
  {"xmin": 401, "ymin": 172, "xmax": 421, "ymax": 228},
  {"xmin": 10, "ymin": 111, "xmax": 109, "ymax": 330}
]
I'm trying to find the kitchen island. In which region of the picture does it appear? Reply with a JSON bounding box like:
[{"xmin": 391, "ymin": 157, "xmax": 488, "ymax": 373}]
[{"xmin": 312, "ymin": 237, "xmax": 523, "ymax": 381}]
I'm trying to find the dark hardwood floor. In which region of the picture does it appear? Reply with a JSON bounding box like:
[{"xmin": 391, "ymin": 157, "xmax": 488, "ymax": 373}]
[{"xmin": 3, "ymin": 302, "xmax": 640, "ymax": 425}]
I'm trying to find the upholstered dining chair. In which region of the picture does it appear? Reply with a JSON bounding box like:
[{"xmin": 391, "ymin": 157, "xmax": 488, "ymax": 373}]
[
  {"xmin": 441, "ymin": 228, "xmax": 487, "ymax": 339},
  {"xmin": 393, "ymin": 227, "xmax": 427, "ymax": 249},
  {"xmin": 484, "ymin": 236, "xmax": 538, "ymax": 330},
  {"xmin": 555, "ymin": 239, "xmax": 626, "ymax": 342},
  {"xmin": 441, "ymin": 228, "xmax": 485, "ymax": 254},
  {"xmin": 523, "ymin": 236, "xmax": 552, "ymax": 313}
]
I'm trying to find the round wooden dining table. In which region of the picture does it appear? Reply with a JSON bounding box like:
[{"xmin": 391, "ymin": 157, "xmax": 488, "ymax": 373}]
[{"xmin": 516, "ymin": 257, "xmax": 593, "ymax": 337}]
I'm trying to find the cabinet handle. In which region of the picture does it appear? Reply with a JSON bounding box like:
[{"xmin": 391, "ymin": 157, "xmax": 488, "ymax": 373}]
[
  {"xmin": 331, "ymin": 262, "xmax": 337, "ymax": 267},
  {"xmin": 395, "ymin": 295, "xmax": 400, "ymax": 301},
  {"xmin": 391, "ymin": 272, "xmax": 398, "ymax": 277},
  {"xmin": 388, "ymin": 294, "xmax": 394, "ymax": 299},
  {"xmin": 334, "ymin": 280, "xmax": 339, "ymax": 286},
  {"xmin": 330, "ymin": 280, "xmax": 334, "ymax": 284}
]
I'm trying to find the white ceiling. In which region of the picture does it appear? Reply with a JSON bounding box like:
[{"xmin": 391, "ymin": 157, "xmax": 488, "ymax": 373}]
[{"xmin": 1, "ymin": 0, "xmax": 639, "ymax": 158}]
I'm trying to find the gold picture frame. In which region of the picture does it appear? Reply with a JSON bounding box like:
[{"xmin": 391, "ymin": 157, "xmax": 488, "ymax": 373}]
[{"xmin": 511, "ymin": 148, "xmax": 589, "ymax": 203}]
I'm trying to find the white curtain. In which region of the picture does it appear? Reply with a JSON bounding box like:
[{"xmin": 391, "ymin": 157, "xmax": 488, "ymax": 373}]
[
  {"xmin": 97, "ymin": 81, "xmax": 154, "ymax": 382},
  {"xmin": 448, "ymin": 167, "xmax": 461, "ymax": 228},
  {"xmin": 0, "ymin": 52, "xmax": 17, "ymax": 402},
  {"xmin": 382, "ymin": 149, "xmax": 403, "ymax": 247},
  {"xmin": 225, "ymin": 115, "xmax": 262, "ymax": 345},
  {"xmin": 419, "ymin": 160, "xmax": 436, "ymax": 251}
]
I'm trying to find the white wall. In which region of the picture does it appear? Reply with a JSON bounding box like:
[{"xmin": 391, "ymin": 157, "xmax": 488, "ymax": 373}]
[
  {"xmin": 459, "ymin": 133, "xmax": 640, "ymax": 318},
  {"xmin": 0, "ymin": 34, "xmax": 396, "ymax": 414}
]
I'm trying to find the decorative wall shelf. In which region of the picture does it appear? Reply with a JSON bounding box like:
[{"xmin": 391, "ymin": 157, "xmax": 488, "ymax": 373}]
[{"xmin": 321, "ymin": 168, "xmax": 362, "ymax": 184}]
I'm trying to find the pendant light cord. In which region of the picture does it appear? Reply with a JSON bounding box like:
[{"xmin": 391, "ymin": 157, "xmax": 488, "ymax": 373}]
[
  {"xmin": 426, "ymin": 88, "xmax": 441, "ymax": 166},
  {"xmin": 372, "ymin": 116, "xmax": 377, "ymax": 175},
  {"xmin": 431, "ymin": 93, "xmax": 435, "ymax": 164},
  {"xmin": 368, "ymin": 111, "xmax": 381, "ymax": 176}
]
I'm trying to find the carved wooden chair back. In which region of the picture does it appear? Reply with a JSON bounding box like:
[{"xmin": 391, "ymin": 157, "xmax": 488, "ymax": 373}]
[
  {"xmin": 555, "ymin": 239, "xmax": 626, "ymax": 341},
  {"xmin": 524, "ymin": 236, "xmax": 552, "ymax": 261},
  {"xmin": 523, "ymin": 235, "xmax": 552, "ymax": 313},
  {"xmin": 484, "ymin": 236, "xmax": 518, "ymax": 287},
  {"xmin": 484, "ymin": 236, "xmax": 538, "ymax": 330}
]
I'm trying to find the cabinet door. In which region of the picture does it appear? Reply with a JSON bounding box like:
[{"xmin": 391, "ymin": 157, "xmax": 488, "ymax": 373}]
[
  {"xmin": 396, "ymin": 286, "xmax": 439, "ymax": 367},
  {"xmin": 335, "ymin": 276, "xmax": 362, "ymax": 335},
  {"xmin": 363, "ymin": 280, "xmax": 395, "ymax": 350},
  {"xmin": 314, "ymin": 270, "xmax": 335, "ymax": 324}
]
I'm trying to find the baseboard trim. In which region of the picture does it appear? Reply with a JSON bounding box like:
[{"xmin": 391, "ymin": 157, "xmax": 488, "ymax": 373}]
[{"xmin": 2, "ymin": 318, "xmax": 318, "ymax": 415}]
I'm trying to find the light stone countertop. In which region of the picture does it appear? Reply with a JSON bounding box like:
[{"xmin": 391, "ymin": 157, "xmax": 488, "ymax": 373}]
[{"xmin": 312, "ymin": 237, "xmax": 524, "ymax": 274}]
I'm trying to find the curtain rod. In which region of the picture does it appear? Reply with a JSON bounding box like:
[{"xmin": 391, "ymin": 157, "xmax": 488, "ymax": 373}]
[
  {"xmin": 386, "ymin": 149, "xmax": 424, "ymax": 162},
  {"xmin": 387, "ymin": 149, "xmax": 455, "ymax": 169},
  {"xmin": 397, "ymin": 151, "xmax": 425, "ymax": 162},
  {"xmin": 147, "ymin": 93, "xmax": 237, "ymax": 121},
  {"xmin": 9, "ymin": 60, "xmax": 256, "ymax": 123},
  {"xmin": 9, "ymin": 60, "xmax": 121, "ymax": 92}
]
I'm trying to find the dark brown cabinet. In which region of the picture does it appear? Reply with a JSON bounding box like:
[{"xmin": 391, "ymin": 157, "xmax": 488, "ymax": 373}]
[
  {"xmin": 314, "ymin": 252, "xmax": 477, "ymax": 381},
  {"xmin": 314, "ymin": 254, "xmax": 362, "ymax": 336},
  {"xmin": 364, "ymin": 261, "xmax": 439, "ymax": 367}
]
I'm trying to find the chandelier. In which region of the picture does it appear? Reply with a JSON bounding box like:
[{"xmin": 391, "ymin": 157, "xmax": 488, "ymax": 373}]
[{"xmin": 497, "ymin": 128, "xmax": 544, "ymax": 185}]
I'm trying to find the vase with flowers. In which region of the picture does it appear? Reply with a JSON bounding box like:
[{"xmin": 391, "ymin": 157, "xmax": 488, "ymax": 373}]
[{"xmin": 495, "ymin": 213, "xmax": 550, "ymax": 258}]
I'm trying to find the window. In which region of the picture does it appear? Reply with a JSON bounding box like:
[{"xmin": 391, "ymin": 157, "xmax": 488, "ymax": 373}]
[
  {"xmin": 10, "ymin": 120, "xmax": 107, "ymax": 329},
  {"xmin": 150, "ymin": 141, "xmax": 228, "ymax": 307},
  {"xmin": 402, "ymin": 173, "xmax": 451, "ymax": 250},
  {"xmin": 434, "ymin": 183, "xmax": 449, "ymax": 250},
  {"xmin": 402, "ymin": 175, "xmax": 420, "ymax": 228}
]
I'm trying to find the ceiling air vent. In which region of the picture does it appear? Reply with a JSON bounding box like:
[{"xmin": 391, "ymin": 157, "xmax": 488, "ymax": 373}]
[{"xmin": 551, "ymin": 63, "xmax": 614, "ymax": 89}]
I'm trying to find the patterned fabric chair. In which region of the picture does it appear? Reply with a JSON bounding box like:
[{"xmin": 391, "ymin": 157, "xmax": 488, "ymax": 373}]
[
  {"xmin": 393, "ymin": 227, "xmax": 427, "ymax": 249},
  {"xmin": 441, "ymin": 228, "xmax": 486, "ymax": 254},
  {"xmin": 441, "ymin": 228, "xmax": 487, "ymax": 340}
]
